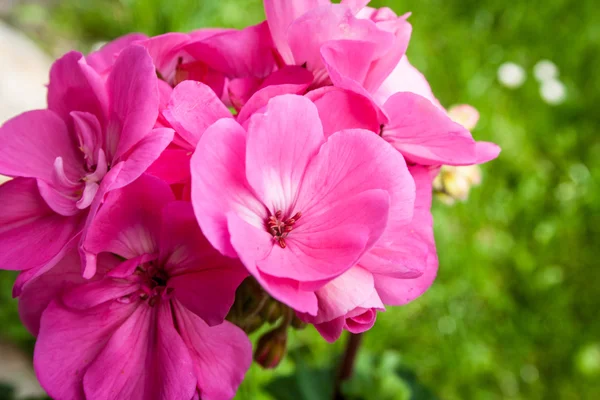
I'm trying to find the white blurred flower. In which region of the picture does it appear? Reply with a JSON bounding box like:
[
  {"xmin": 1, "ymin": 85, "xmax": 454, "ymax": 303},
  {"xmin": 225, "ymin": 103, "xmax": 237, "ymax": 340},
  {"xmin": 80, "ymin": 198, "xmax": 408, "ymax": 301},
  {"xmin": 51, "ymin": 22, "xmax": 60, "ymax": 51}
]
[
  {"xmin": 433, "ymin": 165, "xmax": 482, "ymax": 205},
  {"xmin": 540, "ymin": 78, "xmax": 566, "ymax": 105},
  {"xmin": 498, "ymin": 62, "xmax": 526, "ymax": 88},
  {"xmin": 448, "ymin": 104, "xmax": 480, "ymax": 130},
  {"xmin": 533, "ymin": 59, "xmax": 559, "ymax": 82}
]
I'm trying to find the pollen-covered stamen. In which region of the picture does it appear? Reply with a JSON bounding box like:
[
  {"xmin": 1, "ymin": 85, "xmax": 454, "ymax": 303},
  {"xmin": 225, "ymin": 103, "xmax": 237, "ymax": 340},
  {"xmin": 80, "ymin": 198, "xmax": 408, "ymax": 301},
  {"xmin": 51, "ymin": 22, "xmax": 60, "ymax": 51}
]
[{"xmin": 266, "ymin": 210, "xmax": 302, "ymax": 248}]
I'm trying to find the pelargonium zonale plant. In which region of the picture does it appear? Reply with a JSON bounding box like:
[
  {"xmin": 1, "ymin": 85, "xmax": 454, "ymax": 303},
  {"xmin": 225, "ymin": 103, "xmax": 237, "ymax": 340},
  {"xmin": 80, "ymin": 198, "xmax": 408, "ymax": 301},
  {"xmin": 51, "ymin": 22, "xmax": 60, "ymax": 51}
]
[{"xmin": 0, "ymin": 0, "xmax": 499, "ymax": 398}]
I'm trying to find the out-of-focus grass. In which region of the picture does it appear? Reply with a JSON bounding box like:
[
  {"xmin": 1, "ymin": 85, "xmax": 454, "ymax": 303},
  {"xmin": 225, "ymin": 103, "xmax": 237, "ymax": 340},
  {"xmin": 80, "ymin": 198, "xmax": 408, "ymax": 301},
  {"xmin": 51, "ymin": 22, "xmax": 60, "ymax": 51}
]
[{"xmin": 1, "ymin": 0, "xmax": 599, "ymax": 399}]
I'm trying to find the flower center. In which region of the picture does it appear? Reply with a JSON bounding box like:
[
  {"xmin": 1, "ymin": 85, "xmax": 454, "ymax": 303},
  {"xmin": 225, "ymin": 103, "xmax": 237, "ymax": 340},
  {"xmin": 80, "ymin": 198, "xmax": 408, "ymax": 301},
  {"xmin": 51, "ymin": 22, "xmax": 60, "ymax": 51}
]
[
  {"xmin": 136, "ymin": 264, "xmax": 172, "ymax": 307},
  {"xmin": 266, "ymin": 210, "xmax": 302, "ymax": 249}
]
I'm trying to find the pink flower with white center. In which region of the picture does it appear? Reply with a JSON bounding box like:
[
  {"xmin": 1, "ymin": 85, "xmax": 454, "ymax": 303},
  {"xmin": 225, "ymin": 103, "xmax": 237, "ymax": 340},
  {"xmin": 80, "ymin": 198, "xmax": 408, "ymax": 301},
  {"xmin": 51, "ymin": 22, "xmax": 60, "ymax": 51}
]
[
  {"xmin": 190, "ymin": 94, "xmax": 415, "ymax": 315},
  {"xmin": 19, "ymin": 174, "xmax": 250, "ymax": 400},
  {"xmin": 0, "ymin": 45, "xmax": 172, "ymax": 285}
]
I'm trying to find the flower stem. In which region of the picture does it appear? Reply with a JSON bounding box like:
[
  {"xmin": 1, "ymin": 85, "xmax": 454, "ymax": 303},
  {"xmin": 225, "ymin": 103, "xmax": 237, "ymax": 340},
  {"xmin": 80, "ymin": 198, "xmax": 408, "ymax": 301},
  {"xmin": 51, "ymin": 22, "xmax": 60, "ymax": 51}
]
[{"xmin": 333, "ymin": 332, "xmax": 363, "ymax": 400}]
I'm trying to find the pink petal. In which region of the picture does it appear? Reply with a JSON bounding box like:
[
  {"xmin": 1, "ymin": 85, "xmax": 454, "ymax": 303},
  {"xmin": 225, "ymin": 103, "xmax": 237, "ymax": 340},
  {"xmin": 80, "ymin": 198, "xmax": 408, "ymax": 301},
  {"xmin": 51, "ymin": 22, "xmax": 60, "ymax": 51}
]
[
  {"xmin": 107, "ymin": 45, "xmax": 160, "ymax": 161},
  {"xmin": 141, "ymin": 33, "xmax": 191, "ymax": 82},
  {"xmin": 34, "ymin": 299, "xmax": 138, "ymax": 400},
  {"xmin": 313, "ymin": 317, "xmax": 345, "ymax": 342},
  {"xmin": 83, "ymin": 174, "xmax": 174, "ymax": 260},
  {"xmin": 264, "ymin": 0, "xmax": 330, "ymax": 64},
  {"xmin": 0, "ymin": 110, "xmax": 82, "ymax": 182},
  {"xmin": 227, "ymin": 212, "xmax": 319, "ymax": 315},
  {"xmin": 159, "ymin": 202, "xmax": 247, "ymax": 325},
  {"xmin": 146, "ymin": 146, "xmax": 192, "ymax": 184},
  {"xmin": 257, "ymin": 190, "xmax": 388, "ymax": 283},
  {"xmin": 111, "ymin": 127, "xmax": 174, "ymax": 190},
  {"xmin": 18, "ymin": 250, "xmax": 121, "ymax": 336},
  {"xmin": 173, "ymin": 300, "xmax": 252, "ymax": 400},
  {"xmin": 163, "ymin": 80, "xmax": 232, "ymax": 147},
  {"xmin": 345, "ymin": 308, "xmax": 377, "ymax": 334},
  {"xmin": 361, "ymin": 19, "xmax": 412, "ymax": 93},
  {"xmin": 245, "ymin": 95, "xmax": 325, "ymax": 211},
  {"xmin": 373, "ymin": 55, "xmax": 442, "ymax": 107},
  {"xmin": 475, "ymin": 141, "xmax": 501, "ymax": 164},
  {"xmin": 185, "ymin": 21, "xmax": 276, "ymax": 79},
  {"xmin": 48, "ymin": 51, "xmax": 108, "ymax": 124},
  {"xmin": 62, "ymin": 276, "xmax": 140, "ymax": 310},
  {"xmin": 295, "ymin": 128, "xmax": 414, "ymax": 230},
  {"xmin": 235, "ymin": 66, "xmax": 314, "ymax": 124},
  {"xmin": 382, "ymin": 92, "xmax": 477, "ymax": 165},
  {"xmin": 83, "ymin": 302, "xmax": 196, "ymax": 400},
  {"xmin": 311, "ymin": 266, "xmax": 376, "ymax": 323},
  {"xmin": 87, "ymin": 33, "xmax": 149, "ymax": 74},
  {"xmin": 190, "ymin": 119, "xmax": 266, "ymax": 257},
  {"xmin": 0, "ymin": 178, "xmax": 83, "ymax": 271},
  {"xmin": 373, "ymin": 166, "xmax": 438, "ymax": 305},
  {"xmin": 306, "ymin": 86, "xmax": 380, "ymax": 136}
]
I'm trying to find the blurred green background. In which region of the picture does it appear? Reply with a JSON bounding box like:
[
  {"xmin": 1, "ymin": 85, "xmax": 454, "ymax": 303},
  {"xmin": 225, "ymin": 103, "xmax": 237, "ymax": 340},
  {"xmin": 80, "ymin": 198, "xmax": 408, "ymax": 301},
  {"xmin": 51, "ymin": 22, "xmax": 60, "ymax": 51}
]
[{"xmin": 1, "ymin": 0, "xmax": 599, "ymax": 399}]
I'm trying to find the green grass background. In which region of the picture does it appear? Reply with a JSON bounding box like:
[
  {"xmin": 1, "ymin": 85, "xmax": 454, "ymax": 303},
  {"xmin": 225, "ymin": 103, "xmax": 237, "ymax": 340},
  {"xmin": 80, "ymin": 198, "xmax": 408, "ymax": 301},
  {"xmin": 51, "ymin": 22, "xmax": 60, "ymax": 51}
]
[{"xmin": 1, "ymin": 0, "xmax": 599, "ymax": 399}]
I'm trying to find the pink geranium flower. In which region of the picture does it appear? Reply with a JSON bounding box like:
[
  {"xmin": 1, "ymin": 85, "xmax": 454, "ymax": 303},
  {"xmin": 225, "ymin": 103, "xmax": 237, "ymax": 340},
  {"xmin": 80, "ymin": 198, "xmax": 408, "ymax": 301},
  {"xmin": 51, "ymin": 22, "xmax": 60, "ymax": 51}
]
[
  {"xmin": 264, "ymin": 0, "xmax": 411, "ymax": 94},
  {"xmin": 0, "ymin": 45, "xmax": 172, "ymax": 284},
  {"xmin": 20, "ymin": 174, "xmax": 250, "ymax": 400},
  {"xmin": 190, "ymin": 94, "xmax": 415, "ymax": 315},
  {"xmin": 300, "ymin": 166, "xmax": 438, "ymax": 341}
]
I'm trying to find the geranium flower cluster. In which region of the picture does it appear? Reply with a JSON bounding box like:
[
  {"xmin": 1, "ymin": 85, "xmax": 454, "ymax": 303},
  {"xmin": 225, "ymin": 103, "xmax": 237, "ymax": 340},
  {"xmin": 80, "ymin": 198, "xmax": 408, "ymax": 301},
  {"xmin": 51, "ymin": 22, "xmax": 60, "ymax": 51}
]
[{"xmin": 0, "ymin": 1, "xmax": 499, "ymax": 399}]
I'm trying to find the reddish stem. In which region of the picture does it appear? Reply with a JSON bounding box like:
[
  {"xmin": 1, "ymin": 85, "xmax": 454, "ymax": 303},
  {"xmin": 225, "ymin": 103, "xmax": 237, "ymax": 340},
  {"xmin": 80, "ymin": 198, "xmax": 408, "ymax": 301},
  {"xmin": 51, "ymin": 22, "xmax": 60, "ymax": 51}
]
[{"xmin": 333, "ymin": 332, "xmax": 363, "ymax": 400}]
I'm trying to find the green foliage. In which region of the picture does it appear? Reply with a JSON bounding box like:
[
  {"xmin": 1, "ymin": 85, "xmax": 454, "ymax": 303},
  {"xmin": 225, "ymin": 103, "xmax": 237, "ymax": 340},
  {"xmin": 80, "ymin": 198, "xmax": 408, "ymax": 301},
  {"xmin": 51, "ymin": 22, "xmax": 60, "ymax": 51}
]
[{"xmin": 2, "ymin": 0, "xmax": 599, "ymax": 399}]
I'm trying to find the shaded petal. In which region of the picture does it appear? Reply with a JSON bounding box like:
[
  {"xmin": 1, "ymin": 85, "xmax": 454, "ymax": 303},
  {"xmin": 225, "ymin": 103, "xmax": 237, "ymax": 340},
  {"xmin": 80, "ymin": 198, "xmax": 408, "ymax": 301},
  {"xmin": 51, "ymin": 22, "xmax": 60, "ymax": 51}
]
[
  {"xmin": 0, "ymin": 110, "xmax": 82, "ymax": 182},
  {"xmin": 48, "ymin": 51, "xmax": 108, "ymax": 123},
  {"xmin": 87, "ymin": 33, "xmax": 149, "ymax": 74},
  {"xmin": 313, "ymin": 317, "xmax": 345, "ymax": 342},
  {"xmin": 190, "ymin": 119, "xmax": 266, "ymax": 257},
  {"xmin": 163, "ymin": 81, "xmax": 232, "ymax": 148},
  {"xmin": 159, "ymin": 202, "xmax": 247, "ymax": 325},
  {"xmin": 18, "ymin": 250, "xmax": 120, "ymax": 335},
  {"xmin": 0, "ymin": 178, "xmax": 83, "ymax": 271},
  {"xmin": 111, "ymin": 127, "xmax": 174, "ymax": 190},
  {"xmin": 83, "ymin": 174, "xmax": 174, "ymax": 260},
  {"xmin": 264, "ymin": 0, "xmax": 329, "ymax": 64},
  {"xmin": 306, "ymin": 86, "xmax": 380, "ymax": 136},
  {"xmin": 312, "ymin": 266, "xmax": 376, "ymax": 323},
  {"xmin": 184, "ymin": 21, "xmax": 276, "ymax": 79},
  {"xmin": 246, "ymin": 95, "xmax": 325, "ymax": 212},
  {"xmin": 107, "ymin": 45, "xmax": 160, "ymax": 161},
  {"xmin": 236, "ymin": 66, "xmax": 314, "ymax": 124},
  {"xmin": 382, "ymin": 92, "xmax": 477, "ymax": 165},
  {"xmin": 173, "ymin": 300, "xmax": 252, "ymax": 400},
  {"xmin": 34, "ymin": 299, "xmax": 138, "ymax": 400},
  {"xmin": 146, "ymin": 146, "xmax": 192, "ymax": 185},
  {"xmin": 83, "ymin": 302, "xmax": 196, "ymax": 400}
]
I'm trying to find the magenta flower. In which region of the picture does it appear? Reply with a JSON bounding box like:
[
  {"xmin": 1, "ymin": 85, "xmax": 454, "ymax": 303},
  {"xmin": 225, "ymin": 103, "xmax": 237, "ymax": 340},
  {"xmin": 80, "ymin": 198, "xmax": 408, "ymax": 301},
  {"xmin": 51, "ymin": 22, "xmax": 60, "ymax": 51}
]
[
  {"xmin": 19, "ymin": 174, "xmax": 250, "ymax": 400},
  {"xmin": 0, "ymin": 44, "xmax": 172, "ymax": 284},
  {"xmin": 190, "ymin": 94, "xmax": 415, "ymax": 315}
]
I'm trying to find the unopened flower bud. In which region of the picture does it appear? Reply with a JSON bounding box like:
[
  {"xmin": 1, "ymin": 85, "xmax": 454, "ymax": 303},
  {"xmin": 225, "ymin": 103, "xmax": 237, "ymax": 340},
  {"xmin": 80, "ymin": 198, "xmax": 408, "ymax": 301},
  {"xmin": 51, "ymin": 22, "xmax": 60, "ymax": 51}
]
[
  {"xmin": 291, "ymin": 314, "xmax": 307, "ymax": 330},
  {"xmin": 254, "ymin": 327, "xmax": 288, "ymax": 369},
  {"xmin": 261, "ymin": 300, "xmax": 283, "ymax": 323},
  {"xmin": 240, "ymin": 315, "xmax": 265, "ymax": 334}
]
